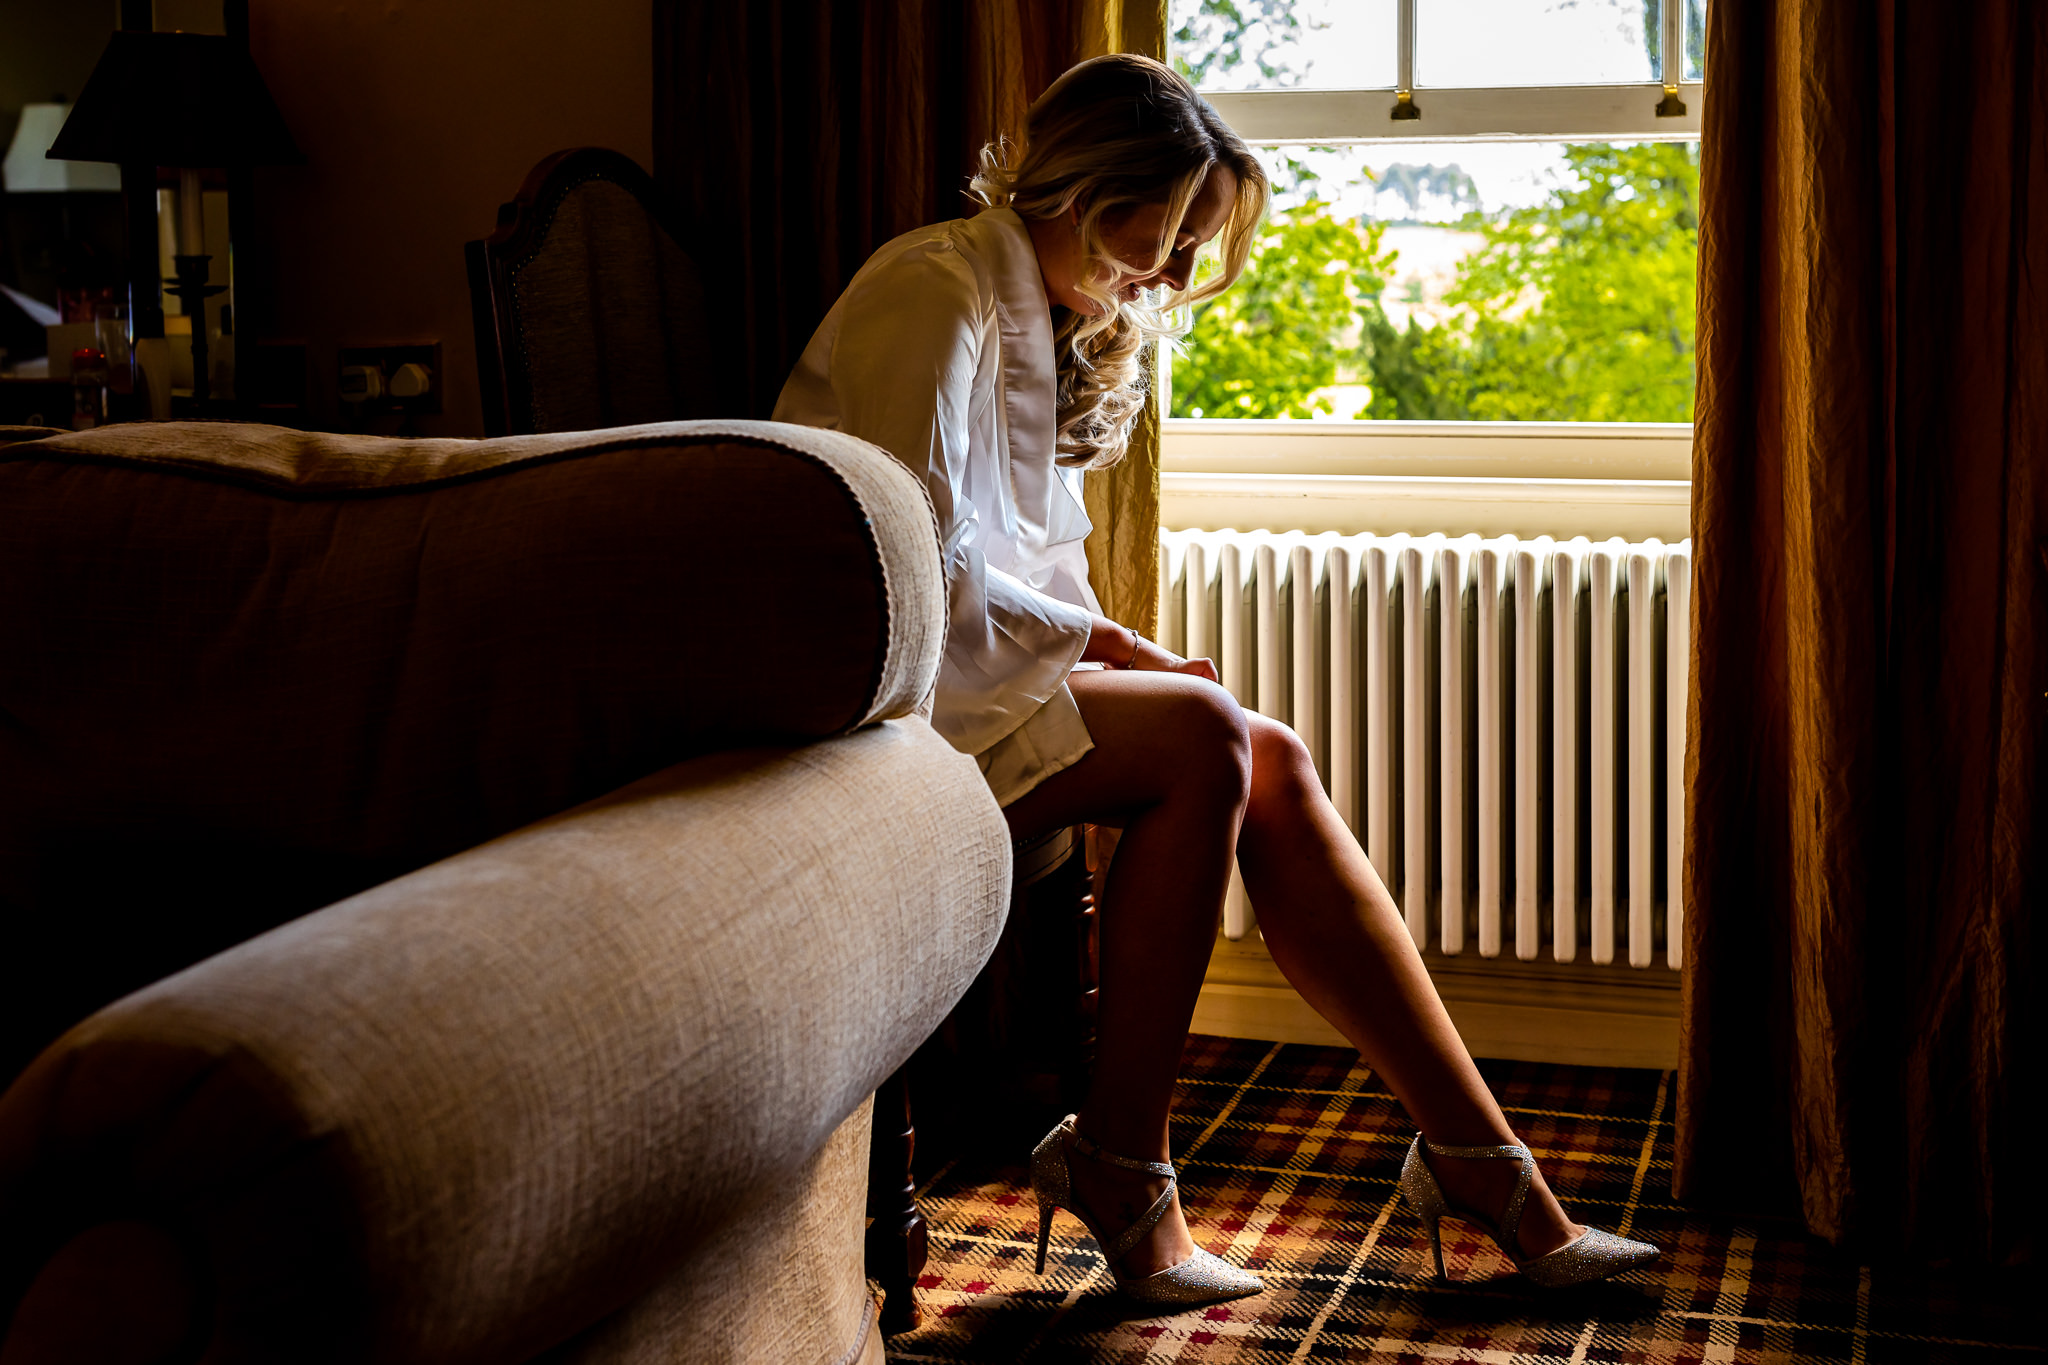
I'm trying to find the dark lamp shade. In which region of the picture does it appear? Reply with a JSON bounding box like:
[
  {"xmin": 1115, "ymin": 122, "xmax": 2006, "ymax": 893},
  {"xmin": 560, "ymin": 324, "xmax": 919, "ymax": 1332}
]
[{"xmin": 47, "ymin": 30, "xmax": 302, "ymax": 168}]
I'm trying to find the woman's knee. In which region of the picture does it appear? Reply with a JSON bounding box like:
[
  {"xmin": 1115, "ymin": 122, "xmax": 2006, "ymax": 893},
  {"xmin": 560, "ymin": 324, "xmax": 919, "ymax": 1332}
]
[
  {"xmin": 1246, "ymin": 714, "xmax": 1320, "ymax": 813},
  {"xmin": 1159, "ymin": 680, "xmax": 1252, "ymax": 802}
]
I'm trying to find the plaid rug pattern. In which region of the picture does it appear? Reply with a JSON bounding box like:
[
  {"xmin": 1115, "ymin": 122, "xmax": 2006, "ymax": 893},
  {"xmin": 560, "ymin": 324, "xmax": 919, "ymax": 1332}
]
[{"xmin": 888, "ymin": 1036, "xmax": 2035, "ymax": 1365}]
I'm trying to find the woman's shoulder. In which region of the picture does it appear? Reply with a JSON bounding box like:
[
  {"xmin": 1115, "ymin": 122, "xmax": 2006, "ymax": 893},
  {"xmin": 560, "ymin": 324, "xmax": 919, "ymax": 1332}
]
[{"xmin": 846, "ymin": 218, "xmax": 998, "ymax": 309}]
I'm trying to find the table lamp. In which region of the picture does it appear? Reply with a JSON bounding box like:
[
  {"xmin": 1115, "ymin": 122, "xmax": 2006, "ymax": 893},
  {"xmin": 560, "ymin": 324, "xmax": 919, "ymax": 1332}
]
[{"xmin": 48, "ymin": 29, "xmax": 301, "ymax": 406}]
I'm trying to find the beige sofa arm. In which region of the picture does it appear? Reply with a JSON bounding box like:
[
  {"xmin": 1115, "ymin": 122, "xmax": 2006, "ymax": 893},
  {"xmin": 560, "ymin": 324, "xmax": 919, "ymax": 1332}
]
[
  {"xmin": 0, "ymin": 719, "xmax": 1008, "ymax": 1363},
  {"xmin": 1, "ymin": 417, "xmax": 947, "ymax": 1088}
]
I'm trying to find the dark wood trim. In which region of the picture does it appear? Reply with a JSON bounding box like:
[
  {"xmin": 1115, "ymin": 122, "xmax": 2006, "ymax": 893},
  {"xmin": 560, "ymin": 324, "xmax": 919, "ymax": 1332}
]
[
  {"xmin": 465, "ymin": 236, "xmax": 511, "ymax": 437},
  {"xmin": 115, "ymin": 1, "xmax": 160, "ymax": 343},
  {"xmin": 1065, "ymin": 832, "xmax": 1102, "ymax": 1110},
  {"xmin": 221, "ymin": 0, "xmax": 267, "ymax": 372},
  {"xmin": 864, "ymin": 1065, "xmax": 924, "ymax": 1336},
  {"xmin": 119, "ymin": 162, "xmax": 163, "ymax": 343}
]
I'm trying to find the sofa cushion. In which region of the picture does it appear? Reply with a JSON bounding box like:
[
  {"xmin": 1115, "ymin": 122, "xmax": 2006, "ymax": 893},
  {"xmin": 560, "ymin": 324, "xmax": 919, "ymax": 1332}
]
[{"xmin": 0, "ymin": 419, "xmax": 944, "ymax": 1083}]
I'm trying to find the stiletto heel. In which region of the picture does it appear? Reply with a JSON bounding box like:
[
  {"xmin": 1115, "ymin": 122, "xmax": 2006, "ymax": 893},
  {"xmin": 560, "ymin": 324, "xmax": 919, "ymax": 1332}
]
[
  {"xmin": 1399, "ymin": 1137, "xmax": 1453, "ymax": 1282},
  {"xmin": 1028, "ymin": 1114, "xmax": 1263, "ymax": 1308},
  {"xmin": 1396, "ymin": 1134, "xmax": 1659, "ymax": 1289}
]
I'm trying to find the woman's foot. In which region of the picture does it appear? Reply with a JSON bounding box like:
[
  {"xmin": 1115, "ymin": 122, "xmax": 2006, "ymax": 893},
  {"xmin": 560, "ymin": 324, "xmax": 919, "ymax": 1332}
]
[
  {"xmin": 1065, "ymin": 1133, "xmax": 1198, "ymax": 1278},
  {"xmin": 1425, "ymin": 1145, "xmax": 1583, "ymax": 1260}
]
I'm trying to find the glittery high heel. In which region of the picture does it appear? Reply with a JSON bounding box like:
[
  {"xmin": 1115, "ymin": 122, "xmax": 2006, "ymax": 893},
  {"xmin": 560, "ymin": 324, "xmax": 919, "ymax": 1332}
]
[
  {"xmin": 1398, "ymin": 1135, "xmax": 1659, "ymax": 1288},
  {"xmin": 1030, "ymin": 1114, "xmax": 1264, "ymax": 1307}
]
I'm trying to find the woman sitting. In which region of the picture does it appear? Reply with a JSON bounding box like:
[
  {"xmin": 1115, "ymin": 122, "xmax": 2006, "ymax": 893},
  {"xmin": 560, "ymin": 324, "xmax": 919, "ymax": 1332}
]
[{"xmin": 775, "ymin": 52, "xmax": 1658, "ymax": 1307}]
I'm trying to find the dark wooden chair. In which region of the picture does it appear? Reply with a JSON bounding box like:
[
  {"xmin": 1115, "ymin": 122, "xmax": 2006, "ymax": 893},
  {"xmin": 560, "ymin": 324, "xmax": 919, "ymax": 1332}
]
[
  {"xmin": 867, "ymin": 824, "xmax": 1101, "ymax": 1334},
  {"xmin": 468, "ymin": 150, "xmax": 1101, "ymax": 1336},
  {"xmin": 465, "ymin": 146, "xmax": 722, "ymax": 436}
]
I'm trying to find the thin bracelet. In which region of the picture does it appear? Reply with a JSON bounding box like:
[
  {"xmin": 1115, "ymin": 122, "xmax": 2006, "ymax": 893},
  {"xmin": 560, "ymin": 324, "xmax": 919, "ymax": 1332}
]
[{"xmin": 1123, "ymin": 626, "xmax": 1144, "ymax": 669}]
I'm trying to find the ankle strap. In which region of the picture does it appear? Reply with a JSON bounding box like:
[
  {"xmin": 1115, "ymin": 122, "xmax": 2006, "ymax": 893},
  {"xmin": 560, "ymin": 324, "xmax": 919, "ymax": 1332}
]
[
  {"xmin": 1420, "ymin": 1136, "xmax": 1534, "ymax": 1246},
  {"xmin": 1068, "ymin": 1126, "xmax": 1175, "ymax": 1179},
  {"xmin": 1422, "ymin": 1140, "xmax": 1530, "ymax": 1160},
  {"xmin": 1066, "ymin": 1122, "xmax": 1179, "ymax": 1261}
]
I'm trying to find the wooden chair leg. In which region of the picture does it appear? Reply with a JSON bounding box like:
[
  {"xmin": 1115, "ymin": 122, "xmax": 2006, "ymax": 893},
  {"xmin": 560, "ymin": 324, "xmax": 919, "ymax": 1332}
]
[
  {"xmin": 865, "ymin": 1064, "xmax": 925, "ymax": 1335},
  {"xmin": 1059, "ymin": 825, "xmax": 1103, "ymax": 1111},
  {"xmin": 863, "ymin": 822, "xmax": 1097, "ymax": 1335}
]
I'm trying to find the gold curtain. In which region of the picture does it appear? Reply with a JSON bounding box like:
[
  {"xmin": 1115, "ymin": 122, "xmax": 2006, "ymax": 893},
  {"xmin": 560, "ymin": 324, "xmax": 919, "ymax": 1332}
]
[
  {"xmin": 1081, "ymin": 0, "xmax": 1163, "ymax": 638},
  {"xmin": 943, "ymin": 0, "xmax": 1169, "ymax": 636},
  {"xmin": 1679, "ymin": 0, "xmax": 2046, "ymax": 1260},
  {"xmin": 1076, "ymin": 1, "xmax": 1167, "ymax": 637},
  {"xmin": 657, "ymin": 0, "xmax": 1167, "ymax": 635}
]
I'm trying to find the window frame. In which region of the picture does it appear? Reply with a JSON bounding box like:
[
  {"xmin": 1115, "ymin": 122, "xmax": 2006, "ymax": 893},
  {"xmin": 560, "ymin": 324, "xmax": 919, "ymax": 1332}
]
[
  {"xmin": 1165, "ymin": 0, "xmax": 1705, "ymax": 515},
  {"xmin": 1202, "ymin": 82, "xmax": 1701, "ymax": 144}
]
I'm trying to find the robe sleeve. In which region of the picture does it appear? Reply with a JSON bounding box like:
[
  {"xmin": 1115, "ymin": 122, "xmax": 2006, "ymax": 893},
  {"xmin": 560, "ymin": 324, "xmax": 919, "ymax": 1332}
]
[{"xmin": 821, "ymin": 241, "xmax": 1093, "ymax": 756}]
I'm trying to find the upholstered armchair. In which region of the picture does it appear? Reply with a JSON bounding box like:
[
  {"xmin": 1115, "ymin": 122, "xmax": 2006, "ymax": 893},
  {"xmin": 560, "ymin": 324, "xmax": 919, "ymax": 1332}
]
[{"xmin": 0, "ymin": 419, "xmax": 1010, "ymax": 1363}]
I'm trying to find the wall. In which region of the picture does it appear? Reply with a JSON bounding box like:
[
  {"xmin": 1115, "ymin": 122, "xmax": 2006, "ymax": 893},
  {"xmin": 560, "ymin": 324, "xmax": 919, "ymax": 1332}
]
[
  {"xmin": 0, "ymin": 0, "xmax": 121, "ymax": 364},
  {"xmin": 0, "ymin": 0, "xmax": 116, "ymax": 158},
  {"xmin": 249, "ymin": 0, "xmax": 651, "ymax": 435}
]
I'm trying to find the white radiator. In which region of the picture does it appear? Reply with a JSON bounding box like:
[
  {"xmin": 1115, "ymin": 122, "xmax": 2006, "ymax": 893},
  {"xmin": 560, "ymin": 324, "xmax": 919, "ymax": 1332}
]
[{"xmin": 1158, "ymin": 529, "xmax": 1690, "ymax": 970}]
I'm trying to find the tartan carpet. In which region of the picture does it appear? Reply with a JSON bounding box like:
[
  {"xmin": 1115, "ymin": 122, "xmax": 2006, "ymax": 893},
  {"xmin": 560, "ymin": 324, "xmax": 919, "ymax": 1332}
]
[{"xmin": 886, "ymin": 1036, "xmax": 2036, "ymax": 1365}]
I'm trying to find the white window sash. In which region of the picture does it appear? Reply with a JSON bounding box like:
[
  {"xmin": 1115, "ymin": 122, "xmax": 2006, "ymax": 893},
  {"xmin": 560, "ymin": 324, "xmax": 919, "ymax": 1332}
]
[
  {"xmin": 1158, "ymin": 420, "xmax": 1694, "ymax": 540},
  {"xmin": 1203, "ymin": 83, "xmax": 1703, "ymax": 144}
]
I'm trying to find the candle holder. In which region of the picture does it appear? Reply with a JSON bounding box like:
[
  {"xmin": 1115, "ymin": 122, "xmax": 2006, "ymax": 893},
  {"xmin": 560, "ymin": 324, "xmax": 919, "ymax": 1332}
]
[{"xmin": 166, "ymin": 253, "xmax": 226, "ymax": 407}]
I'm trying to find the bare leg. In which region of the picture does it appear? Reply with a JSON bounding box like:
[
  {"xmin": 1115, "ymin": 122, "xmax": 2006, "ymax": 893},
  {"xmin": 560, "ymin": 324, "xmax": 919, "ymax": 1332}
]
[
  {"xmin": 1005, "ymin": 674, "xmax": 1583, "ymax": 1275},
  {"xmin": 1233, "ymin": 714, "xmax": 1580, "ymax": 1258},
  {"xmin": 1003, "ymin": 669, "xmax": 1249, "ymax": 1277}
]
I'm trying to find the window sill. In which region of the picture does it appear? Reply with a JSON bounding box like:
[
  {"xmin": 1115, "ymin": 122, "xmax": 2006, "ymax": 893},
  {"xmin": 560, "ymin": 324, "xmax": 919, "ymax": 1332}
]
[{"xmin": 1160, "ymin": 419, "xmax": 1693, "ymax": 542}]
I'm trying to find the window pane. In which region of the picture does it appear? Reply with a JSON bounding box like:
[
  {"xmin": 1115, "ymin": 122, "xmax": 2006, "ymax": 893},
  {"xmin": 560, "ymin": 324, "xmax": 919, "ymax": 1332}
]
[
  {"xmin": 1172, "ymin": 0, "xmax": 1707, "ymax": 93},
  {"xmin": 1683, "ymin": 0, "xmax": 1707, "ymax": 81},
  {"xmin": 1172, "ymin": 0, "xmax": 1397, "ymax": 93},
  {"xmin": 1417, "ymin": 0, "xmax": 1655, "ymax": 87},
  {"xmin": 1169, "ymin": 141, "xmax": 1700, "ymax": 422}
]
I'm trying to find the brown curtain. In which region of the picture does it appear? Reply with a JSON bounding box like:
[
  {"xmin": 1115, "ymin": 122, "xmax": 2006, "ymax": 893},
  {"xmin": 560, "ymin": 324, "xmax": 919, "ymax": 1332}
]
[
  {"xmin": 1679, "ymin": 0, "xmax": 2046, "ymax": 1262},
  {"xmin": 654, "ymin": 0, "xmax": 1165, "ymax": 633}
]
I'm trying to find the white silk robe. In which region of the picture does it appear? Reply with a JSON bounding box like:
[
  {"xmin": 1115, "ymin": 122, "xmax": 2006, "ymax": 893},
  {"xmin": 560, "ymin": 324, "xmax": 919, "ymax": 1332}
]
[{"xmin": 773, "ymin": 207, "xmax": 1098, "ymax": 801}]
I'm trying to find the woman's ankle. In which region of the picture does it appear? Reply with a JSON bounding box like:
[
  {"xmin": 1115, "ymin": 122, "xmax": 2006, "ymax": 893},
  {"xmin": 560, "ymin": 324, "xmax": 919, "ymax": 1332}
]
[
  {"xmin": 1071, "ymin": 1110, "xmax": 1171, "ymax": 1165},
  {"xmin": 1065, "ymin": 1144, "xmax": 1194, "ymax": 1277},
  {"xmin": 1426, "ymin": 1149, "xmax": 1581, "ymax": 1260}
]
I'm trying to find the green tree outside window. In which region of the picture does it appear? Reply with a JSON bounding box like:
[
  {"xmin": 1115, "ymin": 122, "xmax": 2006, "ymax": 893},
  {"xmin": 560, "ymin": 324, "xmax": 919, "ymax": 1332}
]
[
  {"xmin": 1170, "ymin": 142, "xmax": 1700, "ymax": 423},
  {"xmin": 1168, "ymin": 0, "xmax": 1703, "ymax": 423}
]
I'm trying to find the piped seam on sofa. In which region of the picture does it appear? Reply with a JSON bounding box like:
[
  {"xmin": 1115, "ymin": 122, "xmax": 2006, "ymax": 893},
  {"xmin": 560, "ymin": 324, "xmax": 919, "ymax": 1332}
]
[
  {"xmin": 4, "ymin": 423, "xmax": 867, "ymax": 500},
  {"xmin": 3, "ymin": 424, "xmax": 928, "ymax": 735}
]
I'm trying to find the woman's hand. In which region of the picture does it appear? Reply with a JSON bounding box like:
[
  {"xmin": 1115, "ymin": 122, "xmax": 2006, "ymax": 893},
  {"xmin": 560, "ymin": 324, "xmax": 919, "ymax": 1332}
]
[
  {"xmin": 1084, "ymin": 615, "xmax": 1218, "ymax": 682},
  {"xmin": 1130, "ymin": 635, "xmax": 1217, "ymax": 681}
]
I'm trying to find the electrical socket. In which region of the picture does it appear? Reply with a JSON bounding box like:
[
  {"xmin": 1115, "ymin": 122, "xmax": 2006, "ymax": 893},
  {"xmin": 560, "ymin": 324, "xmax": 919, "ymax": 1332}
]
[{"xmin": 338, "ymin": 343, "xmax": 441, "ymax": 415}]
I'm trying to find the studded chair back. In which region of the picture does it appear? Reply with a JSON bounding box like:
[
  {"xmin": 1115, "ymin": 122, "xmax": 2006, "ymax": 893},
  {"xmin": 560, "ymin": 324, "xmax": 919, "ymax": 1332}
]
[{"xmin": 467, "ymin": 147, "xmax": 723, "ymax": 436}]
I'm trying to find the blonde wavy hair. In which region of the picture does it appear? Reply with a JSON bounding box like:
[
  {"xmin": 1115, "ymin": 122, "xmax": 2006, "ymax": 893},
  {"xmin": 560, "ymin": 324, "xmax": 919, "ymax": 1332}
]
[{"xmin": 970, "ymin": 53, "xmax": 1267, "ymax": 469}]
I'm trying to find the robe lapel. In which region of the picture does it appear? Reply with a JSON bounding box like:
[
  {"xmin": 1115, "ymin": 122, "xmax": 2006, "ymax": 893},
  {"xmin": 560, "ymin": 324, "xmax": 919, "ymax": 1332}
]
[{"xmin": 969, "ymin": 208, "xmax": 1092, "ymax": 547}]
